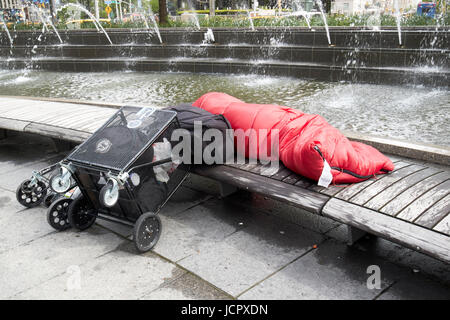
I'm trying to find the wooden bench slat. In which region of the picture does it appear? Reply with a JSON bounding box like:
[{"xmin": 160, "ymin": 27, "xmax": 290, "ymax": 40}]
[
  {"xmin": 364, "ymin": 167, "xmax": 442, "ymax": 211},
  {"xmin": 415, "ymin": 194, "xmax": 450, "ymax": 229},
  {"xmin": 396, "ymin": 180, "xmax": 450, "ymax": 222},
  {"xmin": 282, "ymin": 173, "xmax": 302, "ymax": 185},
  {"xmin": 380, "ymin": 172, "xmax": 450, "ymax": 216},
  {"xmin": 350, "ymin": 164, "xmax": 426, "ymax": 205},
  {"xmin": 271, "ymin": 167, "xmax": 292, "ymax": 181},
  {"xmin": 433, "ymin": 214, "xmax": 450, "ymax": 236},
  {"xmin": 194, "ymin": 165, "xmax": 330, "ymax": 214},
  {"xmin": 309, "ymin": 184, "xmax": 348, "ymax": 197},
  {"xmin": 295, "ymin": 178, "xmax": 314, "ymax": 189},
  {"xmin": 334, "ymin": 161, "xmax": 412, "ymax": 201},
  {"xmin": 322, "ymin": 198, "xmax": 450, "ymax": 263}
]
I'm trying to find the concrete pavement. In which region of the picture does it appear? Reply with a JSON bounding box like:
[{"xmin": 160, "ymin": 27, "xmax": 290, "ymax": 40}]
[{"xmin": 1, "ymin": 132, "xmax": 449, "ymax": 300}]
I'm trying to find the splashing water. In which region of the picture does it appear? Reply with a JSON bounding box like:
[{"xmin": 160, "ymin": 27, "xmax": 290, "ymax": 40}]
[
  {"xmin": 203, "ymin": 28, "xmax": 215, "ymax": 44},
  {"xmin": 315, "ymin": 0, "xmax": 331, "ymax": 45},
  {"xmin": 186, "ymin": 0, "xmax": 200, "ymax": 30},
  {"xmin": 0, "ymin": 16, "xmax": 13, "ymax": 48},
  {"xmin": 290, "ymin": 0, "xmax": 311, "ymax": 29},
  {"xmin": 247, "ymin": 10, "xmax": 255, "ymax": 31},
  {"xmin": 148, "ymin": 8, "xmax": 163, "ymax": 44},
  {"xmin": 57, "ymin": 3, "xmax": 113, "ymax": 45},
  {"xmin": 394, "ymin": 0, "xmax": 402, "ymax": 46},
  {"xmin": 45, "ymin": 15, "xmax": 63, "ymax": 44}
]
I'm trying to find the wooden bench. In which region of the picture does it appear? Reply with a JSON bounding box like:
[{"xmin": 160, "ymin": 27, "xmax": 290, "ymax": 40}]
[{"xmin": 1, "ymin": 96, "xmax": 449, "ymax": 263}]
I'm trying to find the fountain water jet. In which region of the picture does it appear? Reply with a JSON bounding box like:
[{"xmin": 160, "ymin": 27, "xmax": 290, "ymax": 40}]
[
  {"xmin": 0, "ymin": 16, "xmax": 13, "ymax": 48},
  {"xmin": 314, "ymin": 0, "xmax": 331, "ymax": 45},
  {"xmin": 57, "ymin": 3, "xmax": 113, "ymax": 45},
  {"xmin": 247, "ymin": 10, "xmax": 255, "ymax": 31},
  {"xmin": 290, "ymin": 0, "xmax": 311, "ymax": 29},
  {"xmin": 186, "ymin": 1, "xmax": 201, "ymax": 30},
  {"xmin": 394, "ymin": 0, "xmax": 403, "ymax": 46},
  {"xmin": 147, "ymin": 8, "xmax": 163, "ymax": 44}
]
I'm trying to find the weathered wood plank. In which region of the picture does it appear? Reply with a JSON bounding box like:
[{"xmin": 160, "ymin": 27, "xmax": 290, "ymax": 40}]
[
  {"xmin": 334, "ymin": 161, "xmax": 412, "ymax": 201},
  {"xmin": 350, "ymin": 164, "xmax": 426, "ymax": 205},
  {"xmin": 415, "ymin": 194, "xmax": 450, "ymax": 229},
  {"xmin": 396, "ymin": 180, "xmax": 450, "ymax": 222},
  {"xmin": 271, "ymin": 167, "xmax": 293, "ymax": 181},
  {"xmin": 282, "ymin": 173, "xmax": 302, "ymax": 185},
  {"xmin": 295, "ymin": 177, "xmax": 314, "ymax": 189},
  {"xmin": 0, "ymin": 118, "xmax": 30, "ymax": 132},
  {"xmin": 380, "ymin": 171, "xmax": 450, "ymax": 216},
  {"xmin": 433, "ymin": 214, "xmax": 450, "ymax": 236},
  {"xmin": 194, "ymin": 165, "xmax": 330, "ymax": 214},
  {"xmin": 309, "ymin": 184, "xmax": 348, "ymax": 197},
  {"xmin": 235, "ymin": 161, "xmax": 260, "ymax": 172},
  {"xmin": 255, "ymin": 162, "xmax": 285, "ymax": 176},
  {"xmin": 364, "ymin": 167, "xmax": 442, "ymax": 211},
  {"xmin": 322, "ymin": 198, "xmax": 450, "ymax": 263},
  {"xmin": 23, "ymin": 122, "xmax": 90, "ymax": 143}
]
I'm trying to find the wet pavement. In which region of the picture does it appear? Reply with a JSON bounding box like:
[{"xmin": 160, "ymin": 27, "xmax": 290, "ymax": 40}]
[{"xmin": 1, "ymin": 132, "xmax": 449, "ymax": 300}]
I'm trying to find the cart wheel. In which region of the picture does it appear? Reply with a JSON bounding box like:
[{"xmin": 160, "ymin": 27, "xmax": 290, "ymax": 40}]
[
  {"xmin": 44, "ymin": 192, "xmax": 59, "ymax": 208},
  {"xmin": 16, "ymin": 179, "xmax": 47, "ymax": 208},
  {"xmin": 47, "ymin": 197, "xmax": 72, "ymax": 231},
  {"xmin": 133, "ymin": 212, "xmax": 162, "ymax": 253},
  {"xmin": 68, "ymin": 196, "xmax": 97, "ymax": 231},
  {"xmin": 99, "ymin": 180, "xmax": 118, "ymax": 208}
]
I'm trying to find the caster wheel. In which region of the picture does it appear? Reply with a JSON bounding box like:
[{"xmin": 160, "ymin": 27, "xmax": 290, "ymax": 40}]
[
  {"xmin": 133, "ymin": 212, "xmax": 162, "ymax": 253},
  {"xmin": 47, "ymin": 197, "xmax": 72, "ymax": 231},
  {"xmin": 99, "ymin": 180, "xmax": 119, "ymax": 208},
  {"xmin": 68, "ymin": 196, "xmax": 97, "ymax": 231},
  {"xmin": 43, "ymin": 192, "xmax": 59, "ymax": 208},
  {"xmin": 16, "ymin": 179, "xmax": 47, "ymax": 208}
]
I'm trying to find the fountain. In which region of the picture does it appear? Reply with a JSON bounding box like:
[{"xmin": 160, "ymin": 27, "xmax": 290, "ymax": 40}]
[
  {"xmin": 394, "ymin": 0, "xmax": 403, "ymax": 46},
  {"xmin": 247, "ymin": 10, "xmax": 255, "ymax": 31},
  {"xmin": 147, "ymin": 8, "xmax": 163, "ymax": 44},
  {"xmin": 186, "ymin": 1, "xmax": 201, "ymax": 30},
  {"xmin": 57, "ymin": 3, "xmax": 113, "ymax": 45},
  {"xmin": 314, "ymin": 0, "xmax": 331, "ymax": 45},
  {"xmin": 0, "ymin": 16, "xmax": 13, "ymax": 48},
  {"xmin": 290, "ymin": 0, "xmax": 312, "ymax": 29},
  {"xmin": 203, "ymin": 28, "xmax": 215, "ymax": 44},
  {"xmin": 27, "ymin": 4, "xmax": 63, "ymax": 44}
]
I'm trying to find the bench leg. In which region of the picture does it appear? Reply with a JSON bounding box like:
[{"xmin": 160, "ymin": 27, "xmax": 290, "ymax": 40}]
[
  {"xmin": 346, "ymin": 225, "xmax": 367, "ymax": 246},
  {"xmin": 52, "ymin": 138, "xmax": 73, "ymax": 152},
  {"xmin": 219, "ymin": 182, "xmax": 238, "ymax": 198},
  {"xmin": 0, "ymin": 129, "xmax": 7, "ymax": 140}
]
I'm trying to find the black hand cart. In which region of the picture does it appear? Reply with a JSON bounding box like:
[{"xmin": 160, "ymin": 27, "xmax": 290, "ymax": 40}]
[{"xmin": 46, "ymin": 106, "xmax": 190, "ymax": 252}]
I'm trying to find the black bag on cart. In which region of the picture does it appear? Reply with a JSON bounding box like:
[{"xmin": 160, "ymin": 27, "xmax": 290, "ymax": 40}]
[{"xmin": 166, "ymin": 104, "xmax": 233, "ymax": 164}]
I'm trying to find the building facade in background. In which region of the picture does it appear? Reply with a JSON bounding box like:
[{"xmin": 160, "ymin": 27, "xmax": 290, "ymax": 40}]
[
  {"xmin": 1, "ymin": 0, "xmax": 21, "ymax": 9},
  {"xmin": 331, "ymin": 0, "xmax": 422, "ymax": 14}
]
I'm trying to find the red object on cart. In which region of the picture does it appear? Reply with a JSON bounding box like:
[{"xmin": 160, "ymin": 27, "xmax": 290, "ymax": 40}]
[{"xmin": 193, "ymin": 92, "xmax": 394, "ymax": 186}]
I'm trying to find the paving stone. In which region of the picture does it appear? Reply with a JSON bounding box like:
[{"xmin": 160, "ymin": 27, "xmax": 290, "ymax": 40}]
[
  {"xmin": 142, "ymin": 272, "xmax": 231, "ymax": 300},
  {"xmin": 0, "ymin": 154, "xmax": 64, "ymax": 192},
  {"xmin": 95, "ymin": 186, "xmax": 213, "ymax": 239},
  {"xmin": 352, "ymin": 236, "xmax": 450, "ymax": 285},
  {"xmin": 238, "ymin": 239, "xmax": 405, "ymax": 300},
  {"xmin": 0, "ymin": 189, "xmax": 54, "ymax": 254},
  {"xmin": 153, "ymin": 197, "xmax": 254, "ymax": 262},
  {"xmin": 0, "ymin": 225, "xmax": 123, "ymax": 299},
  {"xmin": 377, "ymin": 275, "xmax": 450, "ymax": 300},
  {"xmin": 0, "ymin": 133, "xmax": 59, "ymax": 174},
  {"xmin": 178, "ymin": 210, "xmax": 325, "ymax": 297},
  {"xmin": 228, "ymin": 191, "xmax": 340, "ymax": 234},
  {"xmin": 159, "ymin": 186, "xmax": 213, "ymax": 217},
  {"xmin": 13, "ymin": 242, "xmax": 183, "ymax": 300}
]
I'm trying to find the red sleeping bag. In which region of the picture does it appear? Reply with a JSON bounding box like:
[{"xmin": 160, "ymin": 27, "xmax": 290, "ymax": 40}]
[{"xmin": 193, "ymin": 92, "xmax": 394, "ymax": 186}]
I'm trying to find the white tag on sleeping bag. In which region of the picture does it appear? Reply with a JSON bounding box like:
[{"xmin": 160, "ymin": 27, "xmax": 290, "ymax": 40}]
[{"xmin": 318, "ymin": 160, "xmax": 333, "ymax": 188}]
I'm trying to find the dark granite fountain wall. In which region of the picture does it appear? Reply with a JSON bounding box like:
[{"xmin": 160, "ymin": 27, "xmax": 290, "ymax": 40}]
[{"xmin": 1, "ymin": 27, "xmax": 448, "ymax": 87}]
